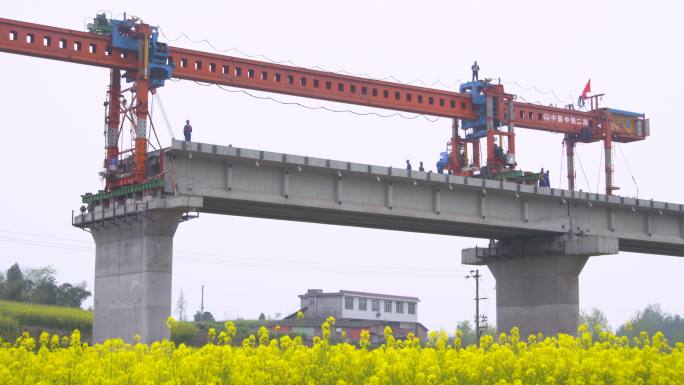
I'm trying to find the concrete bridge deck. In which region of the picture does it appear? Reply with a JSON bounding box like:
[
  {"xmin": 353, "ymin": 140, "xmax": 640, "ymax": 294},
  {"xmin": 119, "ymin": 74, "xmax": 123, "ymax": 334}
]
[{"xmin": 153, "ymin": 140, "xmax": 683, "ymax": 256}]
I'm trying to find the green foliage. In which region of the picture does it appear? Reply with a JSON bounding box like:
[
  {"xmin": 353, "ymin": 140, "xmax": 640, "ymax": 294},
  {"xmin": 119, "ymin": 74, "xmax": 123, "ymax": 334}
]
[
  {"xmin": 0, "ymin": 300, "xmax": 92, "ymax": 333},
  {"xmin": 169, "ymin": 321, "xmax": 197, "ymax": 345},
  {"xmin": 54, "ymin": 283, "xmax": 91, "ymax": 308},
  {"xmin": 617, "ymin": 304, "xmax": 684, "ymax": 343},
  {"xmin": 455, "ymin": 319, "xmax": 495, "ymax": 346},
  {"xmin": 0, "ymin": 314, "xmax": 19, "ymax": 341},
  {"xmin": 3, "ymin": 263, "xmax": 26, "ymax": 301},
  {"xmin": 581, "ymin": 307, "xmax": 612, "ymax": 339},
  {"xmin": 0, "ymin": 263, "xmax": 91, "ymax": 307},
  {"xmin": 193, "ymin": 310, "xmax": 215, "ymax": 322}
]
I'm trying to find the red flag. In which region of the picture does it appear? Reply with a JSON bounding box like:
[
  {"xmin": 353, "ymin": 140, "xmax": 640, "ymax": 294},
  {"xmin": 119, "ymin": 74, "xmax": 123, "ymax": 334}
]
[{"xmin": 581, "ymin": 79, "xmax": 591, "ymax": 100}]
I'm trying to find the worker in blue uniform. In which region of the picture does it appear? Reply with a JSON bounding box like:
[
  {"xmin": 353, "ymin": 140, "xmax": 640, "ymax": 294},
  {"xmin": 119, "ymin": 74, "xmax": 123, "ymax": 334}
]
[
  {"xmin": 471, "ymin": 61, "xmax": 480, "ymax": 82},
  {"xmin": 183, "ymin": 120, "xmax": 193, "ymax": 142}
]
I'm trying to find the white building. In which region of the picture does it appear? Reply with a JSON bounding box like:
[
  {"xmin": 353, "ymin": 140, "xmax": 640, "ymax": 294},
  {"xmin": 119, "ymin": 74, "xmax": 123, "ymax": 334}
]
[{"xmin": 299, "ymin": 289, "xmax": 419, "ymax": 323}]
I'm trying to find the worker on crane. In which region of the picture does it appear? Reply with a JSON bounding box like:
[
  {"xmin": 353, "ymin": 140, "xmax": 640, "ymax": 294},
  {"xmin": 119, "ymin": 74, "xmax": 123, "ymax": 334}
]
[
  {"xmin": 471, "ymin": 61, "xmax": 480, "ymax": 82},
  {"xmin": 183, "ymin": 120, "xmax": 193, "ymax": 142},
  {"xmin": 539, "ymin": 168, "xmax": 551, "ymax": 187}
]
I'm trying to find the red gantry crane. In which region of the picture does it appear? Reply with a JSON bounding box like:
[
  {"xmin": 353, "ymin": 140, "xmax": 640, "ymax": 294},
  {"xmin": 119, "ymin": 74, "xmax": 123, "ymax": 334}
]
[{"xmin": 0, "ymin": 15, "xmax": 649, "ymax": 204}]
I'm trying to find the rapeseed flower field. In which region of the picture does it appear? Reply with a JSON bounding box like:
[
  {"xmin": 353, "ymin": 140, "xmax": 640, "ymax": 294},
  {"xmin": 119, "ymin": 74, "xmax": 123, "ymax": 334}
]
[{"xmin": 0, "ymin": 317, "xmax": 682, "ymax": 384}]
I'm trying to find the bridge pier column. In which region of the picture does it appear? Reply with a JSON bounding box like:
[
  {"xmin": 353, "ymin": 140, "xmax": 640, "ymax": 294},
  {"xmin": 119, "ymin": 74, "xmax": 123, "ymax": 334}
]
[
  {"xmin": 91, "ymin": 209, "xmax": 183, "ymax": 344},
  {"xmin": 462, "ymin": 235, "xmax": 618, "ymax": 338}
]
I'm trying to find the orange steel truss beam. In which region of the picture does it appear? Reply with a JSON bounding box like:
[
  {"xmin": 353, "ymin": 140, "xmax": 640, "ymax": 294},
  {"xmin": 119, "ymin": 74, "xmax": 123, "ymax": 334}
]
[
  {"xmin": 0, "ymin": 18, "xmax": 477, "ymax": 120},
  {"xmin": 0, "ymin": 17, "xmax": 642, "ymax": 141},
  {"xmin": 0, "ymin": 18, "xmax": 137, "ymax": 70},
  {"xmin": 167, "ymin": 47, "xmax": 478, "ymax": 119}
]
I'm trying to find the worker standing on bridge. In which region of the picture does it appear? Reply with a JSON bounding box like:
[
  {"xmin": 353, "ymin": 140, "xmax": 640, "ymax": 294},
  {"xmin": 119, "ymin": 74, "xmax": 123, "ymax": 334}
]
[
  {"xmin": 406, "ymin": 160, "xmax": 412, "ymax": 170},
  {"xmin": 471, "ymin": 61, "xmax": 480, "ymax": 82},
  {"xmin": 419, "ymin": 161, "xmax": 425, "ymax": 172},
  {"xmin": 183, "ymin": 120, "xmax": 193, "ymax": 142}
]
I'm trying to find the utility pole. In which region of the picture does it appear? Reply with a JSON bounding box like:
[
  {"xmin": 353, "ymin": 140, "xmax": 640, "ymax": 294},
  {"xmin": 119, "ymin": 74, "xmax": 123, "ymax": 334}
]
[
  {"xmin": 200, "ymin": 284, "xmax": 205, "ymax": 322},
  {"xmin": 466, "ymin": 269, "xmax": 488, "ymax": 347}
]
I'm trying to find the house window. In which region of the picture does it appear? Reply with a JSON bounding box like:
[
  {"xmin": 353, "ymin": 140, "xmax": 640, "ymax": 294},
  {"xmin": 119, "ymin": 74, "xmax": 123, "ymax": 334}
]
[
  {"xmin": 345, "ymin": 296, "xmax": 354, "ymax": 310},
  {"xmin": 358, "ymin": 298, "xmax": 367, "ymax": 311},
  {"xmin": 396, "ymin": 301, "xmax": 404, "ymax": 313},
  {"xmin": 372, "ymin": 299, "xmax": 380, "ymax": 312},
  {"xmin": 408, "ymin": 302, "xmax": 416, "ymax": 314},
  {"xmin": 384, "ymin": 300, "xmax": 392, "ymax": 313}
]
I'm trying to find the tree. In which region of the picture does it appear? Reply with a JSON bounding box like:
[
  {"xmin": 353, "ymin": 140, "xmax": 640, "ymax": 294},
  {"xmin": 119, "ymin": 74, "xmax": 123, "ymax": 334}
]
[
  {"xmin": 194, "ymin": 311, "xmax": 215, "ymax": 322},
  {"xmin": 55, "ymin": 282, "xmax": 91, "ymax": 307},
  {"xmin": 258, "ymin": 312, "xmax": 266, "ymax": 321},
  {"xmin": 0, "ymin": 263, "xmax": 91, "ymax": 307},
  {"xmin": 24, "ymin": 266, "xmax": 57, "ymax": 289},
  {"xmin": 28, "ymin": 281, "xmax": 58, "ymax": 305},
  {"xmin": 175, "ymin": 290, "xmax": 188, "ymax": 321},
  {"xmin": 23, "ymin": 266, "xmax": 59, "ymax": 305},
  {"xmin": 456, "ymin": 320, "xmax": 476, "ymax": 346},
  {"xmin": 4, "ymin": 263, "xmax": 26, "ymax": 301},
  {"xmin": 0, "ymin": 271, "xmax": 6, "ymax": 298},
  {"xmin": 617, "ymin": 304, "xmax": 684, "ymax": 343},
  {"xmin": 580, "ymin": 307, "xmax": 611, "ymax": 339}
]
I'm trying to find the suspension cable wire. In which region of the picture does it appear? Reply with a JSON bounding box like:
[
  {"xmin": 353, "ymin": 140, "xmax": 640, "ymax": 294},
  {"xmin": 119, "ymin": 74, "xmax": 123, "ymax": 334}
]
[
  {"xmin": 574, "ymin": 147, "xmax": 592, "ymax": 193},
  {"xmin": 179, "ymin": 79, "xmax": 442, "ymax": 122},
  {"xmin": 502, "ymin": 81, "xmax": 574, "ymax": 105},
  {"xmin": 157, "ymin": 27, "xmax": 576, "ymax": 104},
  {"xmin": 616, "ymin": 143, "xmax": 640, "ymax": 198},
  {"xmin": 516, "ymin": 95, "xmax": 545, "ymax": 105},
  {"xmin": 596, "ymin": 145, "xmax": 603, "ymax": 194},
  {"xmin": 559, "ymin": 140, "xmax": 565, "ymax": 188},
  {"xmin": 157, "ymin": 27, "xmax": 463, "ymax": 89},
  {"xmin": 154, "ymin": 92, "xmax": 176, "ymax": 140}
]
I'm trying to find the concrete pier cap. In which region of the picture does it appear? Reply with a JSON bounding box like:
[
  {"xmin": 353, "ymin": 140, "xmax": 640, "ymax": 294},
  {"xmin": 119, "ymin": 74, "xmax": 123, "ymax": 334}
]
[{"xmin": 462, "ymin": 235, "xmax": 619, "ymax": 338}]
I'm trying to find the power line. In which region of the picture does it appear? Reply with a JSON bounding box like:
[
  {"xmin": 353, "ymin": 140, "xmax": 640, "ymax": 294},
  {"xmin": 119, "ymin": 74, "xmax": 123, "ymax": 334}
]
[
  {"xmin": 0, "ymin": 234, "xmax": 468, "ymax": 278},
  {"xmin": 0, "ymin": 229, "xmax": 467, "ymax": 274},
  {"xmin": 0, "ymin": 229, "xmax": 91, "ymax": 244}
]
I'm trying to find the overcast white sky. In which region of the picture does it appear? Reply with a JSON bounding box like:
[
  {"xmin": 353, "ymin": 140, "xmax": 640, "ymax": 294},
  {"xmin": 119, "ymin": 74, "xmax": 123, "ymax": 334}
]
[{"xmin": 1, "ymin": 0, "xmax": 682, "ymax": 332}]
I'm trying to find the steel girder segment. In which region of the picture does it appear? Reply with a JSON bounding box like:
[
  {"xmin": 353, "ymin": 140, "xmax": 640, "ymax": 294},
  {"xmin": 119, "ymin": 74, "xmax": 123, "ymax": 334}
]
[
  {"xmin": 167, "ymin": 46, "xmax": 477, "ymax": 119},
  {"xmin": 0, "ymin": 18, "xmax": 137, "ymax": 70}
]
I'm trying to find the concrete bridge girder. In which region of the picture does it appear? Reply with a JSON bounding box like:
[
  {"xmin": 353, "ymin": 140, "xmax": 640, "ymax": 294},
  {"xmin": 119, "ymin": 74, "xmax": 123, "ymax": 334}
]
[{"xmin": 72, "ymin": 141, "xmax": 684, "ymax": 342}]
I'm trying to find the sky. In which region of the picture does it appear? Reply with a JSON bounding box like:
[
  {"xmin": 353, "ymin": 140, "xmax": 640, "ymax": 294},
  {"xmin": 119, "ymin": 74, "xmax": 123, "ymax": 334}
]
[{"xmin": 1, "ymin": 0, "xmax": 682, "ymax": 332}]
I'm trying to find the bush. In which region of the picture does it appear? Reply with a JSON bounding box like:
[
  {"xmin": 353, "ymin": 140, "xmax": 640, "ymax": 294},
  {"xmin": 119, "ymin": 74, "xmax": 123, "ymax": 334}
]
[
  {"xmin": 0, "ymin": 300, "xmax": 92, "ymax": 333},
  {"xmin": 0, "ymin": 314, "xmax": 19, "ymax": 341},
  {"xmin": 170, "ymin": 321, "xmax": 196, "ymax": 345}
]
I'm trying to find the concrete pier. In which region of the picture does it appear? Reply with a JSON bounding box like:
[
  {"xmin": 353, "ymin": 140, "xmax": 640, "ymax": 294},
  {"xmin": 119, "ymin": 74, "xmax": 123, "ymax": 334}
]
[
  {"xmin": 463, "ymin": 235, "xmax": 619, "ymax": 337},
  {"xmin": 91, "ymin": 209, "xmax": 184, "ymax": 343}
]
